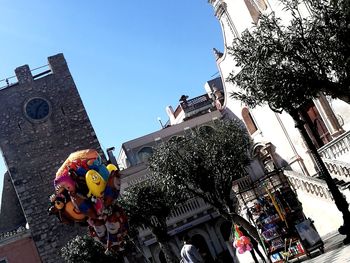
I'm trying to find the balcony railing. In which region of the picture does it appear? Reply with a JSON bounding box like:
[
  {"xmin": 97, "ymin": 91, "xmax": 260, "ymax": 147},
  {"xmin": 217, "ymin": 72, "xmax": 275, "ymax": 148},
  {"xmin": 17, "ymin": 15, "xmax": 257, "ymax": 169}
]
[
  {"xmin": 322, "ymin": 158, "xmax": 350, "ymax": 182},
  {"xmin": 138, "ymin": 197, "xmax": 212, "ymax": 238},
  {"xmin": 0, "ymin": 226, "xmax": 29, "ymax": 243},
  {"xmin": 232, "ymin": 171, "xmax": 334, "ymax": 202},
  {"xmin": 180, "ymin": 94, "xmax": 213, "ymax": 119},
  {"xmin": 318, "ymin": 130, "xmax": 350, "ymax": 160},
  {"xmin": 284, "ymin": 171, "xmax": 333, "ymax": 201}
]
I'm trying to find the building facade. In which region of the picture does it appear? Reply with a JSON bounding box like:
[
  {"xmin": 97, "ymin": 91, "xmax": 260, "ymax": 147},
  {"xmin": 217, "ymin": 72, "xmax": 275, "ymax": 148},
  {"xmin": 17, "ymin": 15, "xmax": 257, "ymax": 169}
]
[
  {"xmin": 0, "ymin": 54, "xmax": 104, "ymax": 263},
  {"xmin": 207, "ymin": 0, "xmax": 350, "ymax": 236},
  {"xmin": 0, "ymin": 226, "xmax": 41, "ymax": 263},
  {"xmin": 118, "ymin": 96, "xmax": 244, "ymax": 262}
]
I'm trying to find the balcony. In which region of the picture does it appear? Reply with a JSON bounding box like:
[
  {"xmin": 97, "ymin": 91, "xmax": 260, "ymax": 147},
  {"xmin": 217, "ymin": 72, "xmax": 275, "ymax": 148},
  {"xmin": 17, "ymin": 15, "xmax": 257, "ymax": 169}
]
[
  {"xmin": 318, "ymin": 130, "xmax": 350, "ymax": 160},
  {"xmin": 0, "ymin": 225, "xmax": 30, "ymax": 245},
  {"xmin": 284, "ymin": 170, "xmax": 333, "ymax": 201},
  {"xmin": 138, "ymin": 197, "xmax": 215, "ymax": 244},
  {"xmin": 318, "ymin": 130, "xmax": 350, "ymax": 182},
  {"xmin": 180, "ymin": 94, "xmax": 214, "ymax": 120}
]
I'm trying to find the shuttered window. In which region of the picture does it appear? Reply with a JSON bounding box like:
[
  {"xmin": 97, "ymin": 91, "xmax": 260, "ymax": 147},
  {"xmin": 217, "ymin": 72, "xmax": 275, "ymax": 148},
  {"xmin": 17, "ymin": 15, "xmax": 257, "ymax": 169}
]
[{"xmin": 242, "ymin": 107, "xmax": 258, "ymax": 135}]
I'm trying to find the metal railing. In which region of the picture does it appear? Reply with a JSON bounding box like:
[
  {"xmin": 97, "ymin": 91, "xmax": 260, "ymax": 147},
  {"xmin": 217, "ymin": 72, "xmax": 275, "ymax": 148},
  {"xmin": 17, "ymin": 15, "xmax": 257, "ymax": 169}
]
[
  {"xmin": 0, "ymin": 64, "xmax": 51, "ymax": 90},
  {"xmin": 180, "ymin": 94, "xmax": 213, "ymax": 118}
]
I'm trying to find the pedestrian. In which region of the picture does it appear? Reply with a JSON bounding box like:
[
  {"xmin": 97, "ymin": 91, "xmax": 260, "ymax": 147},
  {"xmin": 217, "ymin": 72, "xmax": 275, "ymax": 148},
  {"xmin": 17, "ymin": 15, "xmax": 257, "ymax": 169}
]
[{"xmin": 180, "ymin": 235, "xmax": 204, "ymax": 263}]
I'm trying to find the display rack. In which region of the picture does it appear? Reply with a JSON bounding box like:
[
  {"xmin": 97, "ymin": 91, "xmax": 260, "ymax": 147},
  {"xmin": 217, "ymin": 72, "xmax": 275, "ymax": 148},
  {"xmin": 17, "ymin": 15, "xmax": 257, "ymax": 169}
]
[{"xmin": 233, "ymin": 170, "xmax": 324, "ymax": 262}]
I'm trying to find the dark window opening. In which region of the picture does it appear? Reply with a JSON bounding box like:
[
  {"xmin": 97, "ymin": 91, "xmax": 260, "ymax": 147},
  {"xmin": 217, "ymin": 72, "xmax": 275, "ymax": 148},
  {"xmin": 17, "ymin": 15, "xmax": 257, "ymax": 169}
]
[
  {"xmin": 299, "ymin": 101, "xmax": 332, "ymax": 149},
  {"xmin": 242, "ymin": 107, "xmax": 258, "ymax": 135}
]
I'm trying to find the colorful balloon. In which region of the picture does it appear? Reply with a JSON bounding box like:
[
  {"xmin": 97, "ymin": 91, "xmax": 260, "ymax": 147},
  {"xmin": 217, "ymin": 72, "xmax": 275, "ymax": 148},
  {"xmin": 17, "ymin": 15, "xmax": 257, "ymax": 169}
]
[
  {"xmin": 70, "ymin": 192, "xmax": 97, "ymax": 219},
  {"xmin": 246, "ymin": 243, "xmax": 253, "ymax": 251},
  {"xmin": 54, "ymin": 174, "xmax": 76, "ymax": 194},
  {"xmin": 238, "ymin": 247, "xmax": 246, "ymax": 254},
  {"xmin": 241, "ymin": 236, "xmax": 251, "ymax": 244},
  {"xmin": 96, "ymin": 164, "xmax": 110, "ymax": 182},
  {"xmin": 85, "ymin": 170, "xmax": 106, "ymax": 198},
  {"xmin": 233, "ymin": 235, "xmax": 253, "ymax": 254},
  {"xmin": 104, "ymin": 170, "xmax": 121, "ymax": 207},
  {"xmin": 65, "ymin": 201, "xmax": 87, "ymax": 221},
  {"xmin": 105, "ymin": 206, "xmax": 128, "ymax": 251},
  {"xmin": 49, "ymin": 149, "xmax": 128, "ymax": 252},
  {"xmin": 106, "ymin": 164, "xmax": 118, "ymax": 173}
]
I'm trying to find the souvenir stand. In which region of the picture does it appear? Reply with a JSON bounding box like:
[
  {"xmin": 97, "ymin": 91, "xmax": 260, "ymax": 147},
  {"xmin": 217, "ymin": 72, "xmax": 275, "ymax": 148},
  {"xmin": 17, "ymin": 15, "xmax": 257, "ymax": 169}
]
[{"xmin": 233, "ymin": 170, "xmax": 324, "ymax": 262}]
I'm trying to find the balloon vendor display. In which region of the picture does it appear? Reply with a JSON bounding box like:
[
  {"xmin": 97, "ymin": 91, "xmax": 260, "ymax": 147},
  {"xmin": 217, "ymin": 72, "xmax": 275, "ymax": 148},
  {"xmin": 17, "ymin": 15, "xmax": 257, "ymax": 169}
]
[
  {"xmin": 232, "ymin": 224, "xmax": 253, "ymax": 254},
  {"xmin": 48, "ymin": 149, "xmax": 128, "ymax": 252}
]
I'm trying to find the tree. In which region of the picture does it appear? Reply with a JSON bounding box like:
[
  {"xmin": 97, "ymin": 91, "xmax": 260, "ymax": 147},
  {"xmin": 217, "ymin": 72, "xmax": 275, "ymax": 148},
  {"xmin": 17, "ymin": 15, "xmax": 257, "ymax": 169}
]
[
  {"xmin": 228, "ymin": 0, "xmax": 350, "ymax": 108},
  {"xmin": 226, "ymin": 0, "xmax": 350, "ymax": 243},
  {"xmin": 148, "ymin": 119, "xmax": 263, "ymax": 246},
  {"xmin": 61, "ymin": 235, "xmax": 118, "ymax": 263},
  {"xmin": 119, "ymin": 181, "xmax": 181, "ymax": 263}
]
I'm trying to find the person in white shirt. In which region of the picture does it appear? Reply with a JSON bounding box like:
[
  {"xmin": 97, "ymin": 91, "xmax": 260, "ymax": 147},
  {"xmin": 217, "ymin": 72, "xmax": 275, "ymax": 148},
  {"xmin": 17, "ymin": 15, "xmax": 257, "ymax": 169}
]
[{"xmin": 180, "ymin": 235, "xmax": 204, "ymax": 263}]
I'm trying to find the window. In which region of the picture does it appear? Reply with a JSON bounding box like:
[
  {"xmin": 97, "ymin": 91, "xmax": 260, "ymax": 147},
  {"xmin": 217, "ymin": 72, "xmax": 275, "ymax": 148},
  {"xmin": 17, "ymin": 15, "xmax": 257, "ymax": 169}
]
[
  {"xmin": 198, "ymin": 125, "xmax": 215, "ymax": 136},
  {"xmin": 137, "ymin": 147, "xmax": 154, "ymax": 163},
  {"xmin": 254, "ymin": 0, "xmax": 268, "ymax": 11},
  {"xmin": 242, "ymin": 107, "xmax": 258, "ymax": 135},
  {"xmin": 299, "ymin": 101, "xmax": 331, "ymax": 148},
  {"xmin": 244, "ymin": 0, "xmax": 268, "ymax": 24}
]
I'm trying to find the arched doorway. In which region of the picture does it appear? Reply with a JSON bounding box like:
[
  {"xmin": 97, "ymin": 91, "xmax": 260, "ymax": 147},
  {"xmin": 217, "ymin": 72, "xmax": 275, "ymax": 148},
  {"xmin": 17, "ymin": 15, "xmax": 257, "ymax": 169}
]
[{"xmin": 191, "ymin": 234, "xmax": 215, "ymax": 263}]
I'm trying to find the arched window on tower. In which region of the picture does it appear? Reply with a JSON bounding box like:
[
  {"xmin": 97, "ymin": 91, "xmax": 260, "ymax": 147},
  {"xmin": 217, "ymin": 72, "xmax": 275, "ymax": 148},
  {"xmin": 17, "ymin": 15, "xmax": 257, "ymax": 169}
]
[{"xmin": 242, "ymin": 107, "xmax": 258, "ymax": 135}]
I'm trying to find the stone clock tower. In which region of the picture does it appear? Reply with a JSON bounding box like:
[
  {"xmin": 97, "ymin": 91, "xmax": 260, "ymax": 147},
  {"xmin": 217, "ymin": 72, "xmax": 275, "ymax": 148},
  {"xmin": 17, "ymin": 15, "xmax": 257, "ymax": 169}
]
[{"xmin": 0, "ymin": 54, "xmax": 104, "ymax": 263}]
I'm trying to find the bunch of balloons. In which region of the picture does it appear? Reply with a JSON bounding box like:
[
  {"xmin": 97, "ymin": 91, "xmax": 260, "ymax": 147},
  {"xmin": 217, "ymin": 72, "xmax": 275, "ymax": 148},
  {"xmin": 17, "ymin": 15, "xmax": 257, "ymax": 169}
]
[
  {"xmin": 232, "ymin": 225, "xmax": 253, "ymax": 254},
  {"xmin": 48, "ymin": 149, "xmax": 128, "ymax": 252}
]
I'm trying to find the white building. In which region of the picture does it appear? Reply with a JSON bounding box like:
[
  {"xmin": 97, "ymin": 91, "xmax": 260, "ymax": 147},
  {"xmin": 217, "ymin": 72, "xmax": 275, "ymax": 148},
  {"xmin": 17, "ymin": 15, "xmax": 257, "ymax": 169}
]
[
  {"xmin": 116, "ymin": 2, "xmax": 350, "ymax": 262},
  {"xmin": 118, "ymin": 97, "xmax": 238, "ymax": 263},
  {"xmin": 208, "ymin": 0, "xmax": 350, "ymax": 237}
]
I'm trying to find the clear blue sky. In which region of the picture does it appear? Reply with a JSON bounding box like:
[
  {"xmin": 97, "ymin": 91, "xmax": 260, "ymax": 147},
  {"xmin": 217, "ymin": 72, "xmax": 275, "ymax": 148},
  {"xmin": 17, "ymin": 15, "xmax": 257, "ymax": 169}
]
[{"xmin": 0, "ymin": 1, "xmax": 224, "ymax": 202}]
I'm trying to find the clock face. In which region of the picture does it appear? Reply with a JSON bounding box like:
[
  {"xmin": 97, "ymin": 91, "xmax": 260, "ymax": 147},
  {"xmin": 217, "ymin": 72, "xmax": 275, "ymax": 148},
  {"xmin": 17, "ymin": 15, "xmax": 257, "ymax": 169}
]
[{"xmin": 25, "ymin": 98, "xmax": 51, "ymax": 120}]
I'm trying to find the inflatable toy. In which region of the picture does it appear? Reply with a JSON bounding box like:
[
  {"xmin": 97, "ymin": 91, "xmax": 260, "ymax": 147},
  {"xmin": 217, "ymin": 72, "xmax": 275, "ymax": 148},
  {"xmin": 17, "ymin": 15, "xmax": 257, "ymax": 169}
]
[
  {"xmin": 85, "ymin": 169, "xmax": 107, "ymax": 198},
  {"xmin": 48, "ymin": 149, "xmax": 128, "ymax": 252},
  {"xmin": 233, "ymin": 224, "xmax": 253, "ymax": 254}
]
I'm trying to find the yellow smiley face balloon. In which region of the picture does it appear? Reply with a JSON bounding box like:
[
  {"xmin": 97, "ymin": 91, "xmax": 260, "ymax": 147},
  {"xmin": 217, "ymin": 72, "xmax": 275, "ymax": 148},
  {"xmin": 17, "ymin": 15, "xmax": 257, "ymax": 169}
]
[{"xmin": 86, "ymin": 169, "xmax": 107, "ymax": 198}]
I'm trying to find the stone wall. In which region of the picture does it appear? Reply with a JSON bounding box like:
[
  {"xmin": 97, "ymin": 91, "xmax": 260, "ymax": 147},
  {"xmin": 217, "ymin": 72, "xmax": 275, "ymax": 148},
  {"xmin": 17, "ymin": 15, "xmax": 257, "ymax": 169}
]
[
  {"xmin": 0, "ymin": 172, "xmax": 26, "ymax": 231},
  {"xmin": 0, "ymin": 53, "xmax": 104, "ymax": 263}
]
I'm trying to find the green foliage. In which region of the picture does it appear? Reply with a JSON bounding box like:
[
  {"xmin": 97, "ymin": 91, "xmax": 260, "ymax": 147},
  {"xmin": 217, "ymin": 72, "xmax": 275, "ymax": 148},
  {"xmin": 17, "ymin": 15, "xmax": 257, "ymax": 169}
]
[
  {"xmin": 119, "ymin": 181, "xmax": 182, "ymax": 242},
  {"xmin": 119, "ymin": 181, "xmax": 181, "ymax": 262},
  {"xmin": 61, "ymin": 235, "xmax": 117, "ymax": 263},
  {"xmin": 148, "ymin": 119, "xmax": 252, "ymax": 217},
  {"xmin": 228, "ymin": 0, "xmax": 350, "ymax": 112}
]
